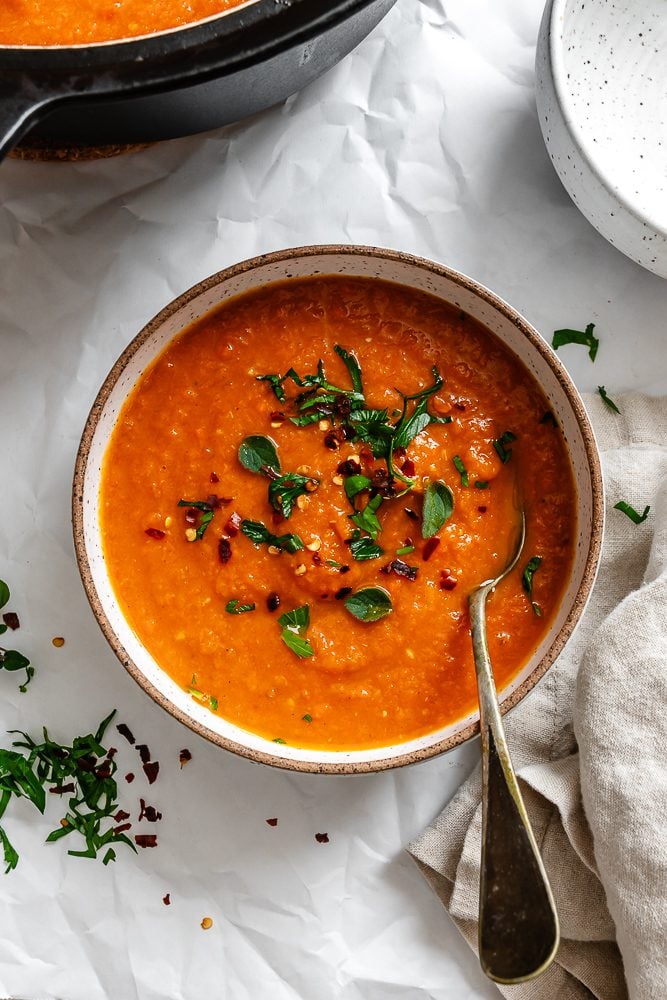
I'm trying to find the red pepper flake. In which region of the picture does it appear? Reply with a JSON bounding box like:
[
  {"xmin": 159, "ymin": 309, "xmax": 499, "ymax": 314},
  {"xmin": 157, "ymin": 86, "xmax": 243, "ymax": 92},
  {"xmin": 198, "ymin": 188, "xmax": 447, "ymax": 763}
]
[
  {"xmin": 163, "ymin": 893, "xmax": 171, "ymax": 905},
  {"xmin": 95, "ymin": 765, "xmax": 112, "ymax": 780},
  {"xmin": 454, "ymin": 401, "xmax": 466, "ymax": 411},
  {"xmin": 125, "ymin": 772, "xmax": 135, "ymax": 783},
  {"xmin": 478, "ymin": 506, "xmax": 487, "ymax": 514},
  {"xmin": 311, "ymin": 552, "xmax": 323, "ymax": 566},
  {"xmin": 422, "ymin": 537, "xmax": 441, "ymax": 562},
  {"xmin": 271, "ymin": 511, "xmax": 286, "ymax": 525},
  {"xmin": 381, "ymin": 560, "xmax": 418, "ymax": 581},
  {"xmin": 105, "ymin": 747, "xmax": 117, "ymax": 760},
  {"xmin": 145, "ymin": 528, "xmax": 166, "ymax": 540},
  {"xmin": 139, "ymin": 798, "xmax": 162, "ymax": 822},
  {"xmin": 339, "ymin": 565, "xmax": 350, "ymax": 574},
  {"xmin": 335, "ymin": 587, "xmax": 353, "ymax": 600},
  {"xmin": 210, "ymin": 472, "xmax": 219, "ymax": 484},
  {"xmin": 2, "ymin": 612, "xmax": 20, "ymax": 630},
  {"xmin": 337, "ymin": 458, "xmax": 361, "ymax": 476},
  {"xmin": 439, "ymin": 572, "xmax": 458, "ymax": 591},
  {"xmin": 323, "ymin": 431, "xmax": 340, "ymax": 451},
  {"xmin": 266, "ymin": 817, "xmax": 278, "ymax": 827},
  {"xmin": 114, "ymin": 809, "xmax": 131, "ymax": 822},
  {"xmin": 270, "ymin": 410, "xmax": 285, "ymax": 424},
  {"xmin": 114, "ymin": 822, "xmax": 132, "ymax": 835},
  {"xmin": 179, "ymin": 749, "xmax": 192, "ymax": 768},
  {"xmin": 315, "ymin": 832, "xmax": 330, "ymax": 844},
  {"xmin": 266, "ymin": 593, "xmax": 281, "ymax": 612},
  {"xmin": 218, "ymin": 538, "xmax": 232, "ymax": 564},
  {"xmin": 143, "ymin": 761, "xmax": 160, "ymax": 785},
  {"xmin": 136, "ymin": 743, "xmax": 151, "ymax": 764},
  {"xmin": 48, "ymin": 782, "xmax": 75, "ymax": 795},
  {"xmin": 134, "ymin": 834, "xmax": 158, "ymax": 849},
  {"xmin": 359, "ymin": 446, "xmax": 374, "ymax": 468},
  {"xmin": 404, "ymin": 507, "xmax": 420, "ymax": 522},
  {"xmin": 400, "ymin": 458, "xmax": 416, "ymax": 477},
  {"xmin": 117, "ymin": 723, "xmax": 135, "ymax": 745},
  {"xmin": 224, "ymin": 513, "xmax": 241, "ymax": 537},
  {"xmin": 184, "ymin": 508, "xmax": 198, "ymax": 526}
]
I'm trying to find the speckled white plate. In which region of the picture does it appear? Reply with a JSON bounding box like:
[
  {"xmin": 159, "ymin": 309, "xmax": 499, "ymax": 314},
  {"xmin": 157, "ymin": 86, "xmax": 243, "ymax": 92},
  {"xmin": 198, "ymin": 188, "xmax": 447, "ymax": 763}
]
[
  {"xmin": 72, "ymin": 246, "xmax": 604, "ymax": 774},
  {"xmin": 536, "ymin": 0, "xmax": 667, "ymax": 278}
]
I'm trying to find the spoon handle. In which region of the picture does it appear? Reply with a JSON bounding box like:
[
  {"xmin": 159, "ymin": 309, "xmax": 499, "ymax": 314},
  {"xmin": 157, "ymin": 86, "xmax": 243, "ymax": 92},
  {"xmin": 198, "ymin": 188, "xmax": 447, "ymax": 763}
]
[{"xmin": 469, "ymin": 587, "xmax": 560, "ymax": 984}]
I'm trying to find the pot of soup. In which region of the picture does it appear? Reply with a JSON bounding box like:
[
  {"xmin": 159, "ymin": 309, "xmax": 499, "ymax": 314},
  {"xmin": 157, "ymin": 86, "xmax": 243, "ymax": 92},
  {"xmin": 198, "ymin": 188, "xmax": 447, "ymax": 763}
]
[{"xmin": 0, "ymin": 0, "xmax": 395, "ymax": 161}]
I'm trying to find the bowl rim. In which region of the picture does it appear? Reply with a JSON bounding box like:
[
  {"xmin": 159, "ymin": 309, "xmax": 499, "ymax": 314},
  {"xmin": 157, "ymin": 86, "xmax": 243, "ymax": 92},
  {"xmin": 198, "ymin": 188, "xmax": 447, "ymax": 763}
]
[
  {"xmin": 72, "ymin": 243, "xmax": 604, "ymax": 775},
  {"xmin": 546, "ymin": 0, "xmax": 666, "ymax": 237}
]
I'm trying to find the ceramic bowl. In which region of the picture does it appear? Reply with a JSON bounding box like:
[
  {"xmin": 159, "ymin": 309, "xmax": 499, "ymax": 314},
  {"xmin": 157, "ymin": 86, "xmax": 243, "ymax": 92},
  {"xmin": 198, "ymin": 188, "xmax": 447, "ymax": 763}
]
[
  {"xmin": 535, "ymin": 0, "xmax": 667, "ymax": 278},
  {"xmin": 72, "ymin": 246, "xmax": 604, "ymax": 774}
]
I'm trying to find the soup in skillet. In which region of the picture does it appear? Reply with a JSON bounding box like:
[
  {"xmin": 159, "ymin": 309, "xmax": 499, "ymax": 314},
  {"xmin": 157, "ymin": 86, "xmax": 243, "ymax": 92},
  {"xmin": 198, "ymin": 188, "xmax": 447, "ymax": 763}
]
[
  {"xmin": 100, "ymin": 276, "xmax": 576, "ymax": 751},
  {"xmin": 0, "ymin": 0, "xmax": 248, "ymax": 46}
]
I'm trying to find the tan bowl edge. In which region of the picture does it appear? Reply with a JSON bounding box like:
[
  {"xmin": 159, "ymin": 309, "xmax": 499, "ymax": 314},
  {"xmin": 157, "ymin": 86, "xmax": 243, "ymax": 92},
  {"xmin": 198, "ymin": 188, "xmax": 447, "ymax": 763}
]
[{"xmin": 72, "ymin": 244, "xmax": 605, "ymax": 775}]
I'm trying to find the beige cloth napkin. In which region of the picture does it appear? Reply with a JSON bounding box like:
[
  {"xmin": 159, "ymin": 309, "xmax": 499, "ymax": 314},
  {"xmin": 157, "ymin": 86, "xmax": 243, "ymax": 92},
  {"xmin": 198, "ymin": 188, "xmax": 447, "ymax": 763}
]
[{"xmin": 408, "ymin": 393, "xmax": 667, "ymax": 1000}]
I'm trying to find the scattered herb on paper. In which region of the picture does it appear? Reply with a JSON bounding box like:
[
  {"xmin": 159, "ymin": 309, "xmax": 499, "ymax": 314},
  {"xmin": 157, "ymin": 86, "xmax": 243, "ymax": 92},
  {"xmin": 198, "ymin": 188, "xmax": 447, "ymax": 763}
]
[
  {"xmin": 552, "ymin": 323, "xmax": 599, "ymax": 362},
  {"xmin": 0, "ymin": 580, "xmax": 33, "ymax": 692},
  {"xmin": 613, "ymin": 501, "xmax": 650, "ymax": 525},
  {"xmin": 597, "ymin": 386, "xmax": 621, "ymax": 414}
]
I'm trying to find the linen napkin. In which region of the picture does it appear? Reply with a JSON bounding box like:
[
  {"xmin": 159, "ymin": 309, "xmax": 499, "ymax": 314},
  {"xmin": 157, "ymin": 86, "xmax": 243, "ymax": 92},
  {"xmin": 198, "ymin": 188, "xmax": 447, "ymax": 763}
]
[{"xmin": 408, "ymin": 393, "xmax": 667, "ymax": 1000}]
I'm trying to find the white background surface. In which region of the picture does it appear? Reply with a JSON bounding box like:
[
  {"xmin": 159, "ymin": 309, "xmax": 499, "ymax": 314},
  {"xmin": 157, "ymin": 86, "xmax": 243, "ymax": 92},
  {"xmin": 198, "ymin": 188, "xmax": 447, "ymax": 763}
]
[{"xmin": 0, "ymin": 1, "xmax": 665, "ymax": 997}]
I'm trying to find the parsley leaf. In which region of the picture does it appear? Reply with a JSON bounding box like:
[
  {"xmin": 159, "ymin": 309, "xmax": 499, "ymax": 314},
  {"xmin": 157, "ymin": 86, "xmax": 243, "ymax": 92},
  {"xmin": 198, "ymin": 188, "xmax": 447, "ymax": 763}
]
[
  {"xmin": 278, "ymin": 605, "xmax": 314, "ymax": 658},
  {"xmin": 349, "ymin": 534, "xmax": 384, "ymax": 561},
  {"xmin": 421, "ymin": 480, "xmax": 454, "ymax": 539},
  {"xmin": 344, "ymin": 474, "xmax": 372, "ymax": 501},
  {"xmin": 0, "ymin": 580, "xmax": 33, "ymax": 693},
  {"xmin": 225, "ymin": 600, "xmax": 256, "ymax": 614},
  {"xmin": 238, "ymin": 435, "xmax": 281, "ymax": 473},
  {"xmin": 493, "ymin": 431, "xmax": 517, "ymax": 464},
  {"xmin": 240, "ymin": 519, "xmax": 304, "ymax": 553},
  {"xmin": 334, "ymin": 344, "xmax": 364, "ymax": 396},
  {"xmin": 452, "ymin": 455, "xmax": 469, "ymax": 487},
  {"xmin": 597, "ymin": 386, "xmax": 621, "ymax": 414},
  {"xmin": 268, "ymin": 473, "xmax": 317, "ymax": 519},
  {"xmin": 256, "ymin": 374, "xmax": 286, "ymax": 403},
  {"xmin": 393, "ymin": 367, "xmax": 449, "ymax": 451},
  {"xmin": 613, "ymin": 501, "xmax": 650, "ymax": 525},
  {"xmin": 344, "ymin": 586, "xmax": 393, "ymax": 623},
  {"xmin": 521, "ymin": 556, "xmax": 543, "ymax": 595},
  {"xmin": 552, "ymin": 323, "xmax": 599, "ymax": 362},
  {"xmin": 349, "ymin": 494, "xmax": 383, "ymax": 540}
]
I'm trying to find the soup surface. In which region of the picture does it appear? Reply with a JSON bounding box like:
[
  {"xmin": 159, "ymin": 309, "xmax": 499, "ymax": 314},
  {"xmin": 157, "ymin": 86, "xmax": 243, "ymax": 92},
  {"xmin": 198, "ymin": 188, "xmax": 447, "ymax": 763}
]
[
  {"xmin": 0, "ymin": 0, "xmax": 248, "ymax": 46},
  {"xmin": 100, "ymin": 275, "xmax": 576, "ymax": 751}
]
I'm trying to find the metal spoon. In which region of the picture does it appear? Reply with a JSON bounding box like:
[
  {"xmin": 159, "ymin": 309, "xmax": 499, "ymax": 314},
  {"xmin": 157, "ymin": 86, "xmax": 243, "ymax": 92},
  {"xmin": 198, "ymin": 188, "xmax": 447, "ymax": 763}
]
[{"xmin": 468, "ymin": 509, "xmax": 560, "ymax": 984}]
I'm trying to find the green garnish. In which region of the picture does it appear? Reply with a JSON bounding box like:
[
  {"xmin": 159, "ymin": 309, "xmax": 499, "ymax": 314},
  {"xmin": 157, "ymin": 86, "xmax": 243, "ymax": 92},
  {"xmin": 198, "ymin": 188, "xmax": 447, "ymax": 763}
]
[
  {"xmin": 273, "ymin": 738, "xmax": 287, "ymax": 745},
  {"xmin": 613, "ymin": 501, "xmax": 650, "ymax": 525},
  {"xmin": 392, "ymin": 368, "xmax": 451, "ymax": 451},
  {"xmin": 344, "ymin": 474, "xmax": 372, "ymax": 500},
  {"xmin": 325, "ymin": 559, "xmax": 344, "ymax": 569},
  {"xmin": 521, "ymin": 556, "xmax": 543, "ymax": 596},
  {"xmin": 492, "ymin": 431, "xmax": 517, "ymax": 465},
  {"xmin": 269, "ymin": 473, "xmax": 317, "ymax": 519},
  {"xmin": 0, "ymin": 710, "xmax": 136, "ymax": 873},
  {"xmin": 349, "ymin": 494, "xmax": 383, "ymax": 540},
  {"xmin": 278, "ymin": 605, "xmax": 314, "ymax": 658},
  {"xmin": 597, "ymin": 386, "xmax": 621, "ymax": 414},
  {"xmin": 452, "ymin": 455, "xmax": 469, "ymax": 487},
  {"xmin": 532, "ymin": 602, "xmax": 543, "ymax": 617},
  {"xmin": 240, "ymin": 519, "xmax": 305, "ymax": 553},
  {"xmin": 552, "ymin": 323, "xmax": 599, "ymax": 362},
  {"xmin": 177, "ymin": 499, "xmax": 217, "ymax": 539},
  {"xmin": 349, "ymin": 534, "xmax": 384, "ymax": 561},
  {"xmin": 302, "ymin": 714, "xmax": 312, "ymax": 724},
  {"xmin": 188, "ymin": 686, "xmax": 218, "ymax": 710},
  {"xmin": 396, "ymin": 545, "xmax": 415, "ymax": 556},
  {"xmin": 256, "ymin": 374, "xmax": 286, "ymax": 403},
  {"xmin": 344, "ymin": 586, "xmax": 393, "ymax": 623},
  {"xmin": 0, "ymin": 580, "xmax": 33, "ymax": 692},
  {"xmin": 421, "ymin": 480, "xmax": 454, "ymax": 539},
  {"xmin": 334, "ymin": 344, "xmax": 364, "ymax": 395},
  {"xmin": 238, "ymin": 435, "xmax": 281, "ymax": 473},
  {"xmin": 474, "ymin": 481, "xmax": 489, "ymax": 490},
  {"xmin": 348, "ymin": 408, "xmax": 395, "ymax": 457},
  {"xmin": 225, "ymin": 600, "xmax": 256, "ymax": 614}
]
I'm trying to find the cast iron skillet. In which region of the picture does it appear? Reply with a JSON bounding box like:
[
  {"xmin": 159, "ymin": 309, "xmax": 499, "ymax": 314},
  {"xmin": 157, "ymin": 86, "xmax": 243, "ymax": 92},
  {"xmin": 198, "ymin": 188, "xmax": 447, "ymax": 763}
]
[{"xmin": 0, "ymin": 0, "xmax": 395, "ymax": 161}]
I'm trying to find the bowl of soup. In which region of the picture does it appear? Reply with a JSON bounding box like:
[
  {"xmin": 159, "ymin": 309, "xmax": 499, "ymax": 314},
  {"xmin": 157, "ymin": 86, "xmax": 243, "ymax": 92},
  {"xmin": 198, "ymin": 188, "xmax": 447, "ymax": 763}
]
[{"xmin": 72, "ymin": 245, "xmax": 603, "ymax": 773}]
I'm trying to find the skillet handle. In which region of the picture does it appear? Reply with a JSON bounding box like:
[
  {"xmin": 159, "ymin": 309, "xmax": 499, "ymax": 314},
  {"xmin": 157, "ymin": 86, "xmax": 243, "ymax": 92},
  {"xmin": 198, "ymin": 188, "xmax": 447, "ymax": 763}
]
[{"xmin": 0, "ymin": 79, "xmax": 63, "ymax": 162}]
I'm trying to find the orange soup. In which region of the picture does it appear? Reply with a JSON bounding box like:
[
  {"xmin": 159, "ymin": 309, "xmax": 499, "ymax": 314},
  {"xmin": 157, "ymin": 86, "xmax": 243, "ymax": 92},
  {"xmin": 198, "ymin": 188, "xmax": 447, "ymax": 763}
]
[
  {"xmin": 0, "ymin": 0, "xmax": 248, "ymax": 46},
  {"xmin": 100, "ymin": 276, "xmax": 576, "ymax": 751}
]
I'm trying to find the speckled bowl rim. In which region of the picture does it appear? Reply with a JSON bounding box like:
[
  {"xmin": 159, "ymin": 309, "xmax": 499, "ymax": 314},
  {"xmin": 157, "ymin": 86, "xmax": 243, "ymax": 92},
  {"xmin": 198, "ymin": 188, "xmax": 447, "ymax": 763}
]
[
  {"xmin": 72, "ymin": 244, "xmax": 604, "ymax": 775},
  {"xmin": 548, "ymin": 0, "xmax": 666, "ymax": 236}
]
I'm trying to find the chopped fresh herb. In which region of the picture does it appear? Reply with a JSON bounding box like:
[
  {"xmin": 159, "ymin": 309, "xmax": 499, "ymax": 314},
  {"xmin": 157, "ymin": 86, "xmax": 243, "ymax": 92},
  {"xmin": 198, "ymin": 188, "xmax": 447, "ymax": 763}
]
[
  {"xmin": 225, "ymin": 600, "xmax": 256, "ymax": 615},
  {"xmin": 531, "ymin": 602, "xmax": 543, "ymax": 617},
  {"xmin": 349, "ymin": 408, "xmax": 394, "ymax": 457},
  {"xmin": 325, "ymin": 559, "xmax": 343, "ymax": 569},
  {"xmin": 238, "ymin": 435, "xmax": 281, "ymax": 473},
  {"xmin": 452, "ymin": 455, "xmax": 469, "ymax": 487},
  {"xmin": 395, "ymin": 545, "xmax": 415, "ymax": 556},
  {"xmin": 493, "ymin": 431, "xmax": 517, "ymax": 465},
  {"xmin": 177, "ymin": 498, "xmax": 223, "ymax": 540},
  {"xmin": 302, "ymin": 714, "xmax": 312, "ymax": 724},
  {"xmin": 241, "ymin": 519, "xmax": 304, "ymax": 553},
  {"xmin": 393, "ymin": 368, "xmax": 449, "ymax": 451},
  {"xmin": 344, "ymin": 474, "xmax": 372, "ymax": 501},
  {"xmin": 256, "ymin": 374, "xmax": 286, "ymax": 403},
  {"xmin": 539, "ymin": 411, "xmax": 558, "ymax": 427},
  {"xmin": 0, "ymin": 580, "xmax": 33, "ymax": 692},
  {"xmin": 273, "ymin": 738, "xmax": 287, "ymax": 745},
  {"xmin": 474, "ymin": 480, "xmax": 489, "ymax": 490},
  {"xmin": 334, "ymin": 344, "xmax": 364, "ymax": 396},
  {"xmin": 344, "ymin": 586, "xmax": 393, "ymax": 623},
  {"xmin": 521, "ymin": 556, "xmax": 543, "ymax": 595},
  {"xmin": 421, "ymin": 480, "xmax": 454, "ymax": 539},
  {"xmin": 350, "ymin": 494, "xmax": 383, "ymax": 540},
  {"xmin": 597, "ymin": 386, "xmax": 621, "ymax": 414},
  {"xmin": 613, "ymin": 501, "xmax": 650, "ymax": 525},
  {"xmin": 552, "ymin": 323, "xmax": 599, "ymax": 362},
  {"xmin": 349, "ymin": 534, "xmax": 384, "ymax": 561},
  {"xmin": 268, "ymin": 473, "xmax": 318, "ymax": 519},
  {"xmin": 0, "ymin": 710, "xmax": 137, "ymax": 873},
  {"xmin": 278, "ymin": 605, "xmax": 314, "ymax": 658}
]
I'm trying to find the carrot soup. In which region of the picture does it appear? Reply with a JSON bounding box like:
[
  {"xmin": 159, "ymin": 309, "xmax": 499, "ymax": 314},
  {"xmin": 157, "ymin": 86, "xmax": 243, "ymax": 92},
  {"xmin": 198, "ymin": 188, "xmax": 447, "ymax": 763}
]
[{"xmin": 100, "ymin": 276, "xmax": 576, "ymax": 751}]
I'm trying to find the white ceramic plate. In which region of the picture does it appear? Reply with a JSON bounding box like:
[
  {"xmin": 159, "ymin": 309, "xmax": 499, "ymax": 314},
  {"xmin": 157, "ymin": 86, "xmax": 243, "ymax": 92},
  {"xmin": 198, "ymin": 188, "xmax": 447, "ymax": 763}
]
[{"xmin": 72, "ymin": 246, "xmax": 604, "ymax": 773}]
